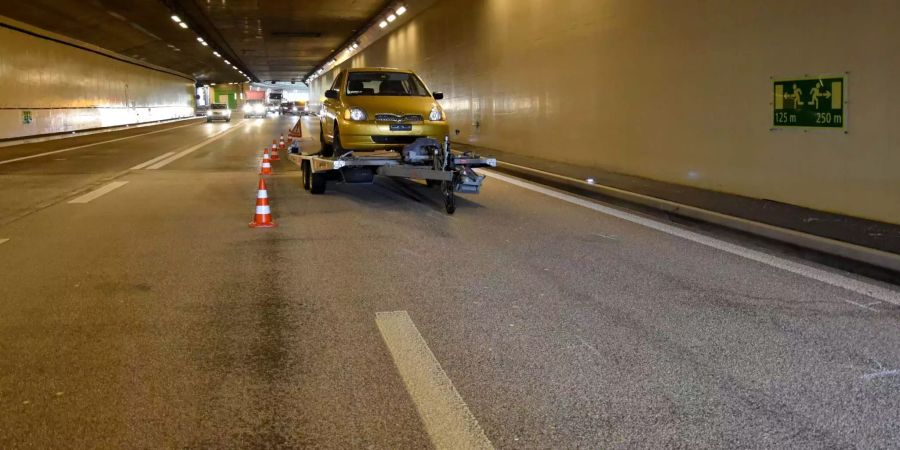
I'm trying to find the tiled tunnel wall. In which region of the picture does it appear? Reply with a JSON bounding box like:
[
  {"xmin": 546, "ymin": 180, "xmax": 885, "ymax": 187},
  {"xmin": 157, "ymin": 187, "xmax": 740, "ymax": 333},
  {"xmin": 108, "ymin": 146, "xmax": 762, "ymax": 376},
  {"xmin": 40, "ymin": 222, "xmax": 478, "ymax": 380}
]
[
  {"xmin": 311, "ymin": 0, "xmax": 900, "ymax": 225},
  {"xmin": 0, "ymin": 19, "xmax": 194, "ymax": 140}
]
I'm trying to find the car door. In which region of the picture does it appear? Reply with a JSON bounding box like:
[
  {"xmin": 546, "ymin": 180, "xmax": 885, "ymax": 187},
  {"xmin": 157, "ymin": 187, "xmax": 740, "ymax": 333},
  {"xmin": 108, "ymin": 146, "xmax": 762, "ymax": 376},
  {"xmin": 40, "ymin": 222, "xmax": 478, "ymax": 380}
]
[{"xmin": 322, "ymin": 71, "xmax": 344, "ymax": 140}]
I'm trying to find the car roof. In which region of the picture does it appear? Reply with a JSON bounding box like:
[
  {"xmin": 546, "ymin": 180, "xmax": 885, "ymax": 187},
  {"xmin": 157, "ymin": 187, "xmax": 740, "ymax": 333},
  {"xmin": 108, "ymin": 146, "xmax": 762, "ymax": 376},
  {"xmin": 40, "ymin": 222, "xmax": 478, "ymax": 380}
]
[{"xmin": 345, "ymin": 67, "xmax": 414, "ymax": 74}]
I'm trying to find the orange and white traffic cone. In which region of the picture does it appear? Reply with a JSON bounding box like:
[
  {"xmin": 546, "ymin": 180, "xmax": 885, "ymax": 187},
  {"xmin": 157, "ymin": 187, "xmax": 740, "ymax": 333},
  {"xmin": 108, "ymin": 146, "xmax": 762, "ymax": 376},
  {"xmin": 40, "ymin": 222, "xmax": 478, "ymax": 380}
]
[
  {"xmin": 270, "ymin": 140, "xmax": 280, "ymax": 161},
  {"xmin": 249, "ymin": 178, "xmax": 276, "ymax": 228},
  {"xmin": 260, "ymin": 148, "xmax": 273, "ymax": 175},
  {"xmin": 279, "ymin": 134, "xmax": 285, "ymax": 149}
]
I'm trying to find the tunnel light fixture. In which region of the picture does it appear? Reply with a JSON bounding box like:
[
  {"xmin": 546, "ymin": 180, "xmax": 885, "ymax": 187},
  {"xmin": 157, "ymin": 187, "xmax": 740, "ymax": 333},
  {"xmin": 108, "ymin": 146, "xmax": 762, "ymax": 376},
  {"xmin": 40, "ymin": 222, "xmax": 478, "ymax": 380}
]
[
  {"xmin": 396, "ymin": 6, "xmax": 407, "ymax": 15},
  {"xmin": 379, "ymin": 20, "xmax": 388, "ymax": 28},
  {"xmin": 213, "ymin": 51, "xmax": 221, "ymax": 57},
  {"xmin": 196, "ymin": 37, "xmax": 204, "ymax": 42},
  {"xmin": 223, "ymin": 60, "xmax": 230, "ymax": 64},
  {"xmin": 178, "ymin": 22, "xmax": 188, "ymax": 29},
  {"xmin": 387, "ymin": 13, "xmax": 397, "ymax": 22},
  {"xmin": 171, "ymin": 15, "xmax": 181, "ymax": 23}
]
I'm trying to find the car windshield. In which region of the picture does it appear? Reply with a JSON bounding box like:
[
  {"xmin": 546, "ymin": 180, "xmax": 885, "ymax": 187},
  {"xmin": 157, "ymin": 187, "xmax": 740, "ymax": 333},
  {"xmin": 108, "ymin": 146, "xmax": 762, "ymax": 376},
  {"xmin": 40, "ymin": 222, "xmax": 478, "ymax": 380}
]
[
  {"xmin": 211, "ymin": 104, "xmax": 228, "ymax": 110},
  {"xmin": 345, "ymin": 72, "xmax": 430, "ymax": 97}
]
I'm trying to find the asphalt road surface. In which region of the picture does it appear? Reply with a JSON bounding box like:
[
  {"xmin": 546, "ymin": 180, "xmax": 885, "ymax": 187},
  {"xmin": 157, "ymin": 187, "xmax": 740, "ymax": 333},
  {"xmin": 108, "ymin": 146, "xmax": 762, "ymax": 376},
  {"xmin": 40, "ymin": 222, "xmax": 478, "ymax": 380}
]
[{"xmin": 1, "ymin": 116, "xmax": 898, "ymax": 449}]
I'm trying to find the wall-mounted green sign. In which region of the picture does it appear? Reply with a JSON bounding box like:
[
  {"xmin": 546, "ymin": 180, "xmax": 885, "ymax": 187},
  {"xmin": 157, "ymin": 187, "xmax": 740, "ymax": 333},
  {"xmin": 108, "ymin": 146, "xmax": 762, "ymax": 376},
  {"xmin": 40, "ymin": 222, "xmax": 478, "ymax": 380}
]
[
  {"xmin": 22, "ymin": 110, "xmax": 33, "ymax": 125},
  {"xmin": 773, "ymin": 76, "xmax": 845, "ymax": 128}
]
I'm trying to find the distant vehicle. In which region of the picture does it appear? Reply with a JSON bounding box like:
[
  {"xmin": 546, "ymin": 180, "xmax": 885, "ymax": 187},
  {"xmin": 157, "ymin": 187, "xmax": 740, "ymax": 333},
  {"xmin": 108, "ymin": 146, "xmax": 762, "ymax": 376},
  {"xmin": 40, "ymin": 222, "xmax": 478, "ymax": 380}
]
[
  {"xmin": 194, "ymin": 105, "xmax": 209, "ymax": 116},
  {"xmin": 319, "ymin": 67, "xmax": 447, "ymax": 155},
  {"xmin": 242, "ymin": 100, "xmax": 266, "ymax": 118},
  {"xmin": 279, "ymin": 102, "xmax": 292, "ymax": 115},
  {"xmin": 206, "ymin": 103, "xmax": 231, "ymax": 122}
]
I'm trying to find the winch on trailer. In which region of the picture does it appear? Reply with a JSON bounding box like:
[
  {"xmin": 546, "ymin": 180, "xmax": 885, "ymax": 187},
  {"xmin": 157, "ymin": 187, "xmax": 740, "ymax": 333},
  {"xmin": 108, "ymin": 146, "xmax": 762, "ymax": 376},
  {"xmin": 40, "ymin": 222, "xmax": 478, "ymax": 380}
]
[{"xmin": 288, "ymin": 136, "xmax": 496, "ymax": 214}]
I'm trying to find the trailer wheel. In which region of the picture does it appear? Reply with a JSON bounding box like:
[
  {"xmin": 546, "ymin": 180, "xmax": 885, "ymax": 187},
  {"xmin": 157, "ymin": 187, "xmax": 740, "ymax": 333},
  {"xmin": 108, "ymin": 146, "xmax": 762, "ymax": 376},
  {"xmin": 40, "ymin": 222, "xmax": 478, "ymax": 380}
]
[
  {"xmin": 301, "ymin": 161, "xmax": 311, "ymax": 191},
  {"xmin": 310, "ymin": 171, "xmax": 326, "ymax": 194},
  {"xmin": 441, "ymin": 180, "xmax": 456, "ymax": 214},
  {"xmin": 319, "ymin": 124, "xmax": 333, "ymax": 156}
]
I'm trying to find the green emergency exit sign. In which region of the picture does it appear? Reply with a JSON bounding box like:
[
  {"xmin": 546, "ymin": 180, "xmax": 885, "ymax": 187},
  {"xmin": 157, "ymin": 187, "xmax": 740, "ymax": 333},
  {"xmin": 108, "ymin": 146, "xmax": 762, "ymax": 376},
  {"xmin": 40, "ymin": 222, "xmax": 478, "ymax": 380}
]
[{"xmin": 773, "ymin": 76, "xmax": 845, "ymax": 128}]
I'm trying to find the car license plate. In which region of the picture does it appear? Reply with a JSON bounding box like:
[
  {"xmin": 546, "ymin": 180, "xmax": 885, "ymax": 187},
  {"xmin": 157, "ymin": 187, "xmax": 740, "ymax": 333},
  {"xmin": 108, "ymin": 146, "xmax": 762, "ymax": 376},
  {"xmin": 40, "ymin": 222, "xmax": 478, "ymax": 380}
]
[{"xmin": 389, "ymin": 124, "xmax": 412, "ymax": 131}]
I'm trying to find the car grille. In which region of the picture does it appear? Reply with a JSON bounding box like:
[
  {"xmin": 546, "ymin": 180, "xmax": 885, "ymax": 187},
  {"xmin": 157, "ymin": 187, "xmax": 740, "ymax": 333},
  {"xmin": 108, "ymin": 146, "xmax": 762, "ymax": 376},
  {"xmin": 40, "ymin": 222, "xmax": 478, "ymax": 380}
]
[
  {"xmin": 372, "ymin": 135, "xmax": 424, "ymax": 145},
  {"xmin": 374, "ymin": 113, "xmax": 423, "ymax": 123}
]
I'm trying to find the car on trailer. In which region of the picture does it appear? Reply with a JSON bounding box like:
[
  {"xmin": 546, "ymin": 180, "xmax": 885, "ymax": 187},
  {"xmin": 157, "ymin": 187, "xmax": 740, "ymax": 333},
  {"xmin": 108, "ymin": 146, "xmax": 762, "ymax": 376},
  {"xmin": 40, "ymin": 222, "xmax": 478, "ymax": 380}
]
[{"xmin": 317, "ymin": 67, "xmax": 448, "ymax": 156}]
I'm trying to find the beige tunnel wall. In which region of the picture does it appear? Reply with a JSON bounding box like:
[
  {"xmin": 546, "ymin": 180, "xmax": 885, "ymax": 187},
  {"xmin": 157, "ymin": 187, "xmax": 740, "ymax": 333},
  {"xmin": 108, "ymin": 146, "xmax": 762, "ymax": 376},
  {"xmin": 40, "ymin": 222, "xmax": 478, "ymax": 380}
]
[
  {"xmin": 0, "ymin": 19, "xmax": 194, "ymax": 140},
  {"xmin": 312, "ymin": 0, "xmax": 900, "ymax": 225}
]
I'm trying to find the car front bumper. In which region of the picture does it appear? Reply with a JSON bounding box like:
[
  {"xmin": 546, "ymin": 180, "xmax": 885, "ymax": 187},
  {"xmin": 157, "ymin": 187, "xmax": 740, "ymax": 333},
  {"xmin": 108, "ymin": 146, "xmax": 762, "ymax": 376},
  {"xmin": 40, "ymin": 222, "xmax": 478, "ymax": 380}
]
[{"xmin": 338, "ymin": 120, "xmax": 449, "ymax": 149}]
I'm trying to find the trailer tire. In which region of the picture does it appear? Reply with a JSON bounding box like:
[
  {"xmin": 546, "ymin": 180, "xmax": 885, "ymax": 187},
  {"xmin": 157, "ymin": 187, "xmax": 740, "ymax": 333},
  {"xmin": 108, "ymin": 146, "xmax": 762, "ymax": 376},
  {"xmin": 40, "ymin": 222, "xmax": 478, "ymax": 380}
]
[
  {"xmin": 301, "ymin": 161, "xmax": 311, "ymax": 191},
  {"xmin": 310, "ymin": 171, "xmax": 326, "ymax": 194}
]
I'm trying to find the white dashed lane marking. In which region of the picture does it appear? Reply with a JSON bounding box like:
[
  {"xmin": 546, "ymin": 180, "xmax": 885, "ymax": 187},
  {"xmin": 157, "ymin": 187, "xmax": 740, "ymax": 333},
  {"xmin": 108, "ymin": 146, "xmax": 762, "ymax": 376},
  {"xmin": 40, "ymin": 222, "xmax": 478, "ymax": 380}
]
[
  {"xmin": 68, "ymin": 181, "xmax": 129, "ymax": 204},
  {"xmin": 376, "ymin": 311, "xmax": 494, "ymax": 450}
]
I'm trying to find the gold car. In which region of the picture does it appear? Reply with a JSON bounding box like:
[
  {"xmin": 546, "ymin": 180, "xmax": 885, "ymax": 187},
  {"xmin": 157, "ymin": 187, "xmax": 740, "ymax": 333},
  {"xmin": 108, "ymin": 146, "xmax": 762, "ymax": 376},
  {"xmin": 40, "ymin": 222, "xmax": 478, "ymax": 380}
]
[{"xmin": 318, "ymin": 67, "xmax": 448, "ymax": 155}]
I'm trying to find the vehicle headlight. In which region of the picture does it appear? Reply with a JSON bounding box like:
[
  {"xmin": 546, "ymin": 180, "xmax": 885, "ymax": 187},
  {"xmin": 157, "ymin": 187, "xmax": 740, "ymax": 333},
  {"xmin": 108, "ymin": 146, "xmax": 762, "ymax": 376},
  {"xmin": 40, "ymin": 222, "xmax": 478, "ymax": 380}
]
[
  {"xmin": 347, "ymin": 107, "xmax": 367, "ymax": 121},
  {"xmin": 292, "ymin": 107, "xmax": 297, "ymax": 112},
  {"xmin": 254, "ymin": 105, "xmax": 264, "ymax": 113},
  {"xmin": 225, "ymin": 110, "xmax": 231, "ymax": 115},
  {"xmin": 428, "ymin": 107, "xmax": 443, "ymax": 121},
  {"xmin": 243, "ymin": 104, "xmax": 251, "ymax": 112},
  {"xmin": 206, "ymin": 110, "xmax": 212, "ymax": 116}
]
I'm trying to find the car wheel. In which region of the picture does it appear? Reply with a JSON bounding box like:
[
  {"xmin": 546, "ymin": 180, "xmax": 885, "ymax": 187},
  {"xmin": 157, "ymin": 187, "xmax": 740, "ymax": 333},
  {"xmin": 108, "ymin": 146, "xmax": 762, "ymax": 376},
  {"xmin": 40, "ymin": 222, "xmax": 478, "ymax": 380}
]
[
  {"xmin": 302, "ymin": 161, "xmax": 311, "ymax": 191},
  {"xmin": 332, "ymin": 123, "xmax": 346, "ymax": 157},
  {"xmin": 319, "ymin": 123, "xmax": 333, "ymax": 157}
]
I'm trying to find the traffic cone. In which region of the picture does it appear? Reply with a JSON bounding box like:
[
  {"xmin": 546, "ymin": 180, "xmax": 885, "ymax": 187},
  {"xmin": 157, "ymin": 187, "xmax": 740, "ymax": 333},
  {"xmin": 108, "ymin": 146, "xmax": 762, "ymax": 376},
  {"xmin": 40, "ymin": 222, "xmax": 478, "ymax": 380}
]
[
  {"xmin": 260, "ymin": 148, "xmax": 273, "ymax": 175},
  {"xmin": 279, "ymin": 134, "xmax": 285, "ymax": 149},
  {"xmin": 249, "ymin": 178, "xmax": 276, "ymax": 228},
  {"xmin": 270, "ymin": 140, "xmax": 280, "ymax": 161}
]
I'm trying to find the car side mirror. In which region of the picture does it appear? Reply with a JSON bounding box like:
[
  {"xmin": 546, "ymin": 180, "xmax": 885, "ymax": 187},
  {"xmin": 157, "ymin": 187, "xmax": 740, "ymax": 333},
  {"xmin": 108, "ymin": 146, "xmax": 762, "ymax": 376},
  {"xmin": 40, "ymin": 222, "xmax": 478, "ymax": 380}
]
[
  {"xmin": 324, "ymin": 89, "xmax": 339, "ymax": 100},
  {"xmin": 432, "ymin": 92, "xmax": 444, "ymax": 100}
]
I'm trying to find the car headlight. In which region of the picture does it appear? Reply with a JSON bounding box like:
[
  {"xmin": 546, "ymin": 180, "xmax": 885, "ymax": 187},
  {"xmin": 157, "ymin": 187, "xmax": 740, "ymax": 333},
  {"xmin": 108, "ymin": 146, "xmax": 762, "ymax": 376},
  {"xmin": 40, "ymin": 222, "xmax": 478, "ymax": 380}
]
[
  {"xmin": 254, "ymin": 105, "xmax": 264, "ymax": 113},
  {"xmin": 428, "ymin": 107, "xmax": 443, "ymax": 121},
  {"xmin": 206, "ymin": 110, "xmax": 212, "ymax": 116},
  {"xmin": 225, "ymin": 110, "xmax": 231, "ymax": 115},
  {"xmin": 347, "ymin": 107, "xmax": 367, "ymax": 121},
  {"xmin": 243, "ymin": 104, "xmax": 251, "ymax": 112}
]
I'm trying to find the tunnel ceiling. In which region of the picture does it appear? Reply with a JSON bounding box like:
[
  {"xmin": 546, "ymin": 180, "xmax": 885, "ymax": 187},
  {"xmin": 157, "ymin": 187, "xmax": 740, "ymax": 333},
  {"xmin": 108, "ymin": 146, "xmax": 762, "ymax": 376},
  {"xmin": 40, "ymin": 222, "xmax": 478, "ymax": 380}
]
[{"xmin": 0, "ymin": 0, "xmax": 389, "ymax": 84}]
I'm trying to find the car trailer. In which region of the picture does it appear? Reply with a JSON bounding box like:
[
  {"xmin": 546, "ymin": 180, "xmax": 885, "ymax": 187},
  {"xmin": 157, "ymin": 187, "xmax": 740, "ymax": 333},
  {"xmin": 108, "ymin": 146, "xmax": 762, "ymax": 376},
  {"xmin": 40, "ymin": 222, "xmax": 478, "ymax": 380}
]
[{"xmin": 287, "ymin": 137, "xmax": 496, "ymax": 214}]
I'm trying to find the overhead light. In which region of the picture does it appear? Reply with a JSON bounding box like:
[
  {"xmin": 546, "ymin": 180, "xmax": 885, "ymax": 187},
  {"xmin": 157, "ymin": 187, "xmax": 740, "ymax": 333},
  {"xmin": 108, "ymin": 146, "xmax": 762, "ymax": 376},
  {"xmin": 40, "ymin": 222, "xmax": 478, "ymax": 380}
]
[
  {"xmin": 396, "ymin": 6, "xmax": 407, "ymax": 15},
  {"xmin": 171, "ymin": 15, "xmax": 181, "ymax": 23},
  {"xmin": 200, "ymin": 41, "xmax": 208, "ymax": 46},
  {"xmin": 178, "ymin": 22, "xmax": 188, "ymax": 29},
  {"xmin": 213, "ymin": 51, "xmax": 221, "ymax": 57},
  {"xmin": 379, "ymin": 20, "xmax": 388, "ymax": 28},
  {"xmin": 196, "ymin": 37, "xmax": 203, "ymax": 42},
  {"xmin": 387, "ymin": 13, "xmax": 397, "ymax": 22},
  {"xmin": 223, "ymin": 60, "xmax": 230, "ymax": 64},
  {"xmin": 210, "ymin": 83, "xmax": 216, "ymax": 86}
]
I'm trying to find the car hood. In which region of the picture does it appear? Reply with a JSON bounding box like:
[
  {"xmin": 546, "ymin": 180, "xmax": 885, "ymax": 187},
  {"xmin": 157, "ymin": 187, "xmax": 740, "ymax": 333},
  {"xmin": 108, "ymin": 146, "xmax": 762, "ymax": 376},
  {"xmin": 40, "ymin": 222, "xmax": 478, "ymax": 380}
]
[{"xmin": 344, "ymin": 95, "xmax": 439, "ymax": 115}]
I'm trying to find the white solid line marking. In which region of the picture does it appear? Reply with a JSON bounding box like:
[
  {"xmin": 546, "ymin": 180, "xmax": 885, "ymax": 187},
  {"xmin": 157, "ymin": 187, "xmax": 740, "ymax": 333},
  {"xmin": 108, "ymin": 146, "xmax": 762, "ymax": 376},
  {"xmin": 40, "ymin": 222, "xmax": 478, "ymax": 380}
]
[
  {"xmin": 376, "ymin": 311, "xmax": 494, "ymax": 450},
  {"xmin": 0, "ymin": 122, "xmax": 199, "ymax": 166},
  {"xmin": 68, "ymin": 181, "xmax": 129, "ymax": 204},
  {"xmin": 483, "ymin": 169, "xmax": 900, "ymax": 306},
  {"xmin": 146, "ymin": 122, "xmax": 246, "ymax": 169},
  {"xmin": 861, "ymin": 369, "xmax": 900, "ymax": 381},
  {"xmin": 129, "ymin": 151, "xmax": 176, "ymax": 170},
  {"xmin": 0, "ymin": 238, "xmax": 9, "ymax": 246}
]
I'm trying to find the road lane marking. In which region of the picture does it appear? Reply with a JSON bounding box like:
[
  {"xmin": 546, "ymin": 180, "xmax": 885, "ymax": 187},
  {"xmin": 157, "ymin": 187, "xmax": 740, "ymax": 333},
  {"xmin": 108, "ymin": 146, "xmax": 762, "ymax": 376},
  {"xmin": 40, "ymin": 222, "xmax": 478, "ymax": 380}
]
[
  {"xmin": 861, "ymin": 369, "xmax": 900, "ymax": 381},
  {"xmin": 129, "ymin": 151, "xmax": 176, "ymax": 170},
  {"xmin": 483, "ymin": 170, "xmax": 900, "ymax": 306},
  {"xmin": 376, "ymin": 311, "xmax": 494, "ymax": 450},
  {"xmin": 68, "ymin": 181, "xmax": 129, "ymax": 204},
  {"xmin": 0, "ymin": 238, "xmax": 8, "ymax": 246},
  {"xmin": 0, "ymin": 121, "xmax": 199, "ymax": 166},
  {"xmin": 146, "ymin": 121, "xmax": 246, "ymax": 169}
]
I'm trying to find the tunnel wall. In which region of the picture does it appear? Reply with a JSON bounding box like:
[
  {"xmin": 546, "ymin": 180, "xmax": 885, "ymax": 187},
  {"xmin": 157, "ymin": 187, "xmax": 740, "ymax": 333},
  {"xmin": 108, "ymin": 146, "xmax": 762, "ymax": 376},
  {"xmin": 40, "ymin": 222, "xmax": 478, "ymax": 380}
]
[
  {"xmin": 0, "ymin": 19, "xmax": 194, "ymax": 140},
  {"xmin": 311, "ymin": 0, "xmax": 900, "ymax": 225}
]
